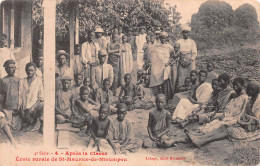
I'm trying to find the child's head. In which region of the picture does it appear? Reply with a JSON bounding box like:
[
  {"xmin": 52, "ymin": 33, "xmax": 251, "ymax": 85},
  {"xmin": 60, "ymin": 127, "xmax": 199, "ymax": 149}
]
[
  {"xmin": 124, "ymin": 73, "xmax": 131, "ymax": 84},
  {"xmin": 61, "ymin": 76, "xmax": 72, "ymax": 90},
  {"xmin": 156, "ymin": 94, "xmax": 166, "ymax": 111},
  {"xmin": 190, "ymin": 70, "xmax": 198, "ymax": 83},
  {"xmin": 116, "ymin": 103, "xmax": 128, "ymax": 121},
  {"xmin": 4, "ymin": 59, "xmax": 16, "ymax": 76},
  {"xmin": 25, "ymin": 62, "xmax": 36, "ymax": 78},
  {"xmin": 80, "ymin": 85, "xmax": 89, "ymax": 101},
  {"xmin": 246, "ymin": 81, "xmax": 260, "ymax": 98},
  {"xmin": 184, "ymin": 77, "xmax": 191, "ymax": 86},
  {"xmin": 146, "ymin": 35, "xmax": 151, "ymax": 43},
  {"xmin": 99, "ymin": 104, "xmax": 110, "ymax": 120},
  {"xmin": 74, "ymin": 73, "xmax": 83, "ymax": 86},
  {"xmin": 174, "ymin": 43, "xmax": 180, "ymax": 52},
  {"xmin": 212, "ymin": 78, "xmax": 219, "ymax": 91},
  {"xmin": 122, "ymin": 35, "xmax": 127, "ymax": 43},
  {"xmin": 159, "ymin": 32, "xmax": 168, "ymax": 44},
  {"xmin": 232, "ymin": 77, "xmax": 245, "ymax": 94},
  {"xmin": 218, "ymin": 73, "xmax": 230, "ymax": 90},
  {"xmin": 103, "ymin": 78, "xmax": 111, "ymax": 90},
  {"xmin": 83, "ymin": 77, "xmax": 90, "ymax": 86},
  {"xmin": 0, "ymin": 34, "xmax": 7, "ymax": 47},
  {"xmin": 98, "ymin": 49, "xmax": 107, "ymax": 65},
  {"xmin": 112, "ymin": 33, "xmax": 119, "ymax": 42},
  {"xmin": 36, "ymin": 54, "xmax": 44, "ymax": 68},
  {"xmin": 199, "ymin": 69, "xmax": 207, "ymax": 84},
  {"xmin": 207, "ymin": 62, "xmax": 215, "ymax": 72}
]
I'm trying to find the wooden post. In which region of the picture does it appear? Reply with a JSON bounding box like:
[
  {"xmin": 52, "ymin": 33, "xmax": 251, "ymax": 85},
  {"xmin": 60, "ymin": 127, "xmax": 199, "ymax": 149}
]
[
  {"xmin": 43, "ymin": 0, "xmax": 56, "ymax": 148},
  {"xmin": 10, "ymin": 0, "xmax": 14, "ymax": 50},
  {"xmin": 69, "ymin": 1, "xmax": 76, "ymax": 67},
  {"xmin": 75, "ymin": 1, "xmax": 79, "ymax": 45}
]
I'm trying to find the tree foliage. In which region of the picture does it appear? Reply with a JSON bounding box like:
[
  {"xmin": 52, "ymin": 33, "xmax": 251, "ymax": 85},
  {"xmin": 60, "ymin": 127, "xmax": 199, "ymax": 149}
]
[
  {"xmin": 55, "ymin": 0, "xmax": 181, "ymax": 43},
  {"xmin": 190, "ymin": 0, "xmax": 260, "ymax": 50}
]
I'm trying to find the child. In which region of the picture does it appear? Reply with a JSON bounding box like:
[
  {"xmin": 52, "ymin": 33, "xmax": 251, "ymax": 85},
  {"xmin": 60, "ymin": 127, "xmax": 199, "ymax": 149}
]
[
  {"xmin": 95, "ymin": 78, "xmax": 117, "ymax": 113},
  {"xmin": 71, "ymin": 73, "xmax": 84, "ymax": 100},
  {"xmin": 83, "ymin": 77, "xmax": 94, "ymax": 99},
  {"xmin": 71, "ymin": 86, "xmax": 100, "ymax": 128},
  {"xmin": 176, "ymin": 77, "xmax": 191, "ymax": 93},
  {"xmin": 55, "ymin": 76, "xmax": 75, "ymax": 124},
  {"xmin": 118, "ymin": 73, "xmax": 137, "ymax": 109},
  {"xmin": 205, "ymin": 62, "xmax": 218, "ymax": 83},
  {"xmin": 87, "ymin": 104, "xmax": 111, "ymax": 152},
  {"xmin": 143, "ymin": 94, "xmax": 187, "ymax": 148},
  {"xmin": 120, "ymin": 35, "xmax": 133, "ymax": 85},
  {"xmin": 107, "ymin": 103, "xmax": 142, "ymax": 154}
]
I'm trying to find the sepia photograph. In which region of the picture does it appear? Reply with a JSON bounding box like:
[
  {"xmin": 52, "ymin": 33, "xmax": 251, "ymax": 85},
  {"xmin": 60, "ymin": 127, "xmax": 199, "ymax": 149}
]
[{"xmin": 0, "ymin": 0, "xmax": 260, "ymax": 165}]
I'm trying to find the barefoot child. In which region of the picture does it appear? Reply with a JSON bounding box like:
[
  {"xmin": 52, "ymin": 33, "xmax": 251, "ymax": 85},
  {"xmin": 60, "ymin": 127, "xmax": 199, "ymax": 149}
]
[
  {"xmin": 95, "ymin": 78, "xmax": 117, "ymax": 113},
  {"xmin": 55, "ymin": 76, "xmax": 75, "ymax": 124},
  {"xmin": 118, "ymin": 73, "xmax": 137, "ymax": 110},
  {"xmin": 107, "ymin": 103, "xmax": 142, "ymax": 154},
  {"xmin": 176, "ymin": 77, "xmax": 191, "ymax": 93},
  {"xmin": 72, "ymin": 86, "xmax": 100, "ymax": 128},
  {"xmin": 143, "ymin": 94, "xmax": 186, "ymax": 148},
  {"xmin": 87, "ymin": 104, "xmax": 111, "ymax": 151}
]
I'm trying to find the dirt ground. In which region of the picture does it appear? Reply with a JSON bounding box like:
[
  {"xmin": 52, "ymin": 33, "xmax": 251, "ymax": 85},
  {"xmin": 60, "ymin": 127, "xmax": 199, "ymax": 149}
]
[{"xmin": 1, "ymin": 47, "xmax": 260, "ymax": 165}]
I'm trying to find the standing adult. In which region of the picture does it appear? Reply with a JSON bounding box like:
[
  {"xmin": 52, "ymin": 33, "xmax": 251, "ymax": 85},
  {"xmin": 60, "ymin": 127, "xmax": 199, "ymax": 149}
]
[
  {"xmin": 0, "ymin": 60, "xmax": 20, "ymax": 131},
  {"xmin": 127, "ymin": 28, "xmax": 136, "ymax": 61},
  {"xmin": 95, "ymin": 27, "xmax": 107, "ymax": 50},
  {"xmin": 135, "ymin": 26, "xmax": 147, "ymax": 70},
  {"xmin": 149, "ymin": 32, "xmax": 176, "ymax": 102},
  {"xmin": 81, "ymin": 31, "xmax": 100, "ymax": 79},
  {"xmin": 0, "ymin": 34, "xmax": 16, "ymax": 78},
  {"xmin": 176, "ymin": 25, "xmax": 197, "ymax": 87}
]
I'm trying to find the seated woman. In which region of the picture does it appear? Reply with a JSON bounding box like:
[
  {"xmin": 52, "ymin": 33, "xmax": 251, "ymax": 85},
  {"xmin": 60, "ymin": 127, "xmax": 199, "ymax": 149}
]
[
  {"xmin": 170, "ymin": 70, "xmax": 199, "ymax": 112},
  {"xmin": 186, "ymin": 77, "xmax": 248, "ymax": 147},
  {"xmin": 193, "ymin": 74, "xmax": 235, "ymax": 124},
  {"xmin": 172, "ymin": 70, "xmax": 213, "ymax": 125},
  {"xmin": 228, "ymin": 81, "xmax": 260, "ymax": 142}
]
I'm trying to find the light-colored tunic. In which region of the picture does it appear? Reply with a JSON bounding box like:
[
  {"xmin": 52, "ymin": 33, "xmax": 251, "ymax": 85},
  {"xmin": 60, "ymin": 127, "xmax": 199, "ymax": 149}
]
[
  {"xmin": 200, "ymin": 94, "xmax": 248, "ymax": 133},
  {"xmin": 135, "ymin": 34, "xmax": 146, "ymax": 69},
  {"xmin": 19, "ymin": 76, "xmax": 44, "ymax": 110},
  {"xmin": 172, "ymin": 82, "xmax": 213, "ymax": 120},
  {"xmin": 176, "ymin": 38, "xmax": 197, "ymax": 86},
  {"xmin": 149, "ymin": 43, "xmax": 174, "ymax": 87},
  {"xmin": 120, "ymin": 43, "xmax": 133, "ymax": 84},
  {"xmin": 92, "ymin": 63, "xmax": 114, "ymax": 89}
]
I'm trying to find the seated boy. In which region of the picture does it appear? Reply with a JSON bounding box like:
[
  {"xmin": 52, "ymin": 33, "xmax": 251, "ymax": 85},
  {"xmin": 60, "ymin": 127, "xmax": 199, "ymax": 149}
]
[
  {"xmin": 107, "ymin": 103, "xmax": 142, "ymax": 154},
  {"xmin": 143, "ymin": 94, "xmax": 187, "ymax": 148},
  {"xmin": 83, "ymin": 77, "xmax": 94, "ymax": 99},
  {"xmin": 71, "ymin": 73, "xmax": 84, "ymax": 100},
  {"xmin": 0, "ymin": 112, "xmax": 17, "ymax": 146},
  {"xmin": 86, "ymin": 104, "xmax": 111, "ymax": 152},
  {"xmin": 55, "ymin": 76, "xmax": 75, "ymax": 124},
  {"xmin": 118, "ymin": 73, "xmax": 138, "ymax": 110},
  {"xmin": 95, "ymin": 78, "xmax": 117, "ymax": 113},
  {"xmin": 71, "ymin": 86, "xmax": 100, "ymax": 128}
]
